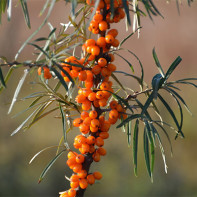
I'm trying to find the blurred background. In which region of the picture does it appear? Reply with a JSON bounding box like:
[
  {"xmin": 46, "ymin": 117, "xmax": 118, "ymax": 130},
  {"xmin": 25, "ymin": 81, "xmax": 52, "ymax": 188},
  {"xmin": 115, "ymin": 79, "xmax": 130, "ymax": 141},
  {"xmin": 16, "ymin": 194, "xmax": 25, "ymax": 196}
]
[{"xmin": 0, "ymin": 1, "xmax": 197, "ymax": 197}]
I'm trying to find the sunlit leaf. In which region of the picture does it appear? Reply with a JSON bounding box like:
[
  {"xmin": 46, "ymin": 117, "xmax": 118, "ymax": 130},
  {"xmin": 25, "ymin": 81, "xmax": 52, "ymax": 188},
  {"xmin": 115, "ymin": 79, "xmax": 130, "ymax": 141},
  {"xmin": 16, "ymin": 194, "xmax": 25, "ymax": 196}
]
[
  {"xmin": 133, "ymin": 119, "xmax": 139, "ymax": 177},
  {"xmin": 8, "ymin": 69, "xmax": 29, "ymax": 114},
  {"xmin": 38, "ymin": 149, "xmax": 66, "ymax": 183},
  {"xmin": 20, "ymin": 0, "xmax": 31, "ymax": 28}
]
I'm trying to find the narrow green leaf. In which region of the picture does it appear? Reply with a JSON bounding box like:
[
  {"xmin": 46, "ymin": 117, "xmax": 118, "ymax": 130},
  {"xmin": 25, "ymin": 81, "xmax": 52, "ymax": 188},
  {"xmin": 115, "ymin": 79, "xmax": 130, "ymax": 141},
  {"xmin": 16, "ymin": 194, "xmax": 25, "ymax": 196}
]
[
  {"xmin": 157, "ymin": 93, "xmax": 184, "ymax": 138},
  {"xmin": 151, "ymin": 73, "xmax": 163, "ymax": 98},
  {"xmin": 133, "ymin": 119, "xmax": 139, "ymax": 177},
  {"xmin": 59, "ymin": 104, "xmax": 67, "ymax": 143},
  {"xmin": 111, "ymin": 73, "xmax": 126, "ymax": 91},
  {"xmin": 38, "ymin": 149, "xmax": 66, "ymax": 183},
  {"xmin": 7, "ymin": 0, "xmax": 12, "ymax": 21},
  {"xmin": 29, "ymin": 145, "xmax": 60, "ymax": 164},
  {"xmin": 127, "ymin": 120, "xmax": 132, "ymax": 146},
  {"xmin": 119, "ymin": 27, "xmax": 141, "ymax": 47},
  {"xmin": 20, "ymin": 0, "xmax": 31, "ymax": 28},
  {"xmin": 122, "ymin": 0, "xmax": 131, "ymax": 25},
  {"xmin": 0, "ymin": 67, "xmax": 6, "ymax": 88},
  {"xmin": 117, "ymin": 114, "xmax": 142, "ymax": 128},
  {"xmin": 29, "ymin": 43, "xmax": 50, "ymax": 59},
  {"xmin": 164, "ymin": 56, "xmax": 182, "ymax": 82},
  {"xmin": 8, "ymin": 69, "xmax": 29, "ymax": 114},
  {"xmin": 143, "ymin": 127, "xmax": 152, "ymax": 178},
  {"xmin": 152, "ymin": 48, "xmax": 165, "ymax": 77},
  {"xmin": 50, "ymin": 67, "xmax": 68, "ymax": 92},
  {"xmin": 110, "ymin": 0, "xmax": 114, "ymax": 19},
  {"xmin": 141, "ymin": 92, "xmax": 154, "ymax": 115},
  {"xmin": 149, "ymin": 0, "xmax": 164, "ymax": 18},
  {"xmin": 166, "ymin": 87, "xmax": 192, "ymax": 115},
  {"xmin": 115, "ymin": 52, "xmax": 134, "ymax": 72},
  {"xmin": 11, "ymin": 106, "xmax": 39, "ymax": 136}
]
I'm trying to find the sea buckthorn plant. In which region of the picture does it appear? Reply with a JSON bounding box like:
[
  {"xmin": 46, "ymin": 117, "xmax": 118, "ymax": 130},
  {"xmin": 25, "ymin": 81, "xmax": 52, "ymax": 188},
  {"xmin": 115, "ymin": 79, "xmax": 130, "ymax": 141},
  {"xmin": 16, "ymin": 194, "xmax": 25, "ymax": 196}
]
[{"xmin": 0, "ymin": 0, "xmax": 196, "ymax": 197}]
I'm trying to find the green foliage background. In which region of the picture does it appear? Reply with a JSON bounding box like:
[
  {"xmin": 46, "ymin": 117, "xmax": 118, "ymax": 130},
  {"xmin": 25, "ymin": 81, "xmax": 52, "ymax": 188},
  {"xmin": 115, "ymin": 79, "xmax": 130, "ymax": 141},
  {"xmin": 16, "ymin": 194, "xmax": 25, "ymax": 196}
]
[{"xmin": 0, "ymin": 1, "xmax": 197, "ymax": 197}]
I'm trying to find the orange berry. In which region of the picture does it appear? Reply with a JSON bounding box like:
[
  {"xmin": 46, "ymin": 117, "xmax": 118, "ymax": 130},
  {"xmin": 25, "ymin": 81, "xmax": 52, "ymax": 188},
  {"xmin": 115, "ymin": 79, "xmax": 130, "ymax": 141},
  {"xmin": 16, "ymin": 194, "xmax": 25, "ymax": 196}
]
[
  {"xmin": 109, "ymin": 116, "xmax": 118, "ymax": 124},
  {"xmin": 76, "ymin": 154, "xmax": 85, "ymax": 164},
  {"xmin": 70, "ymin": 70, "xmax": 79, "ymax": 78},
  {"xmin": 91, "ymin": 119, "xmax": 100, "ymax": 128},
  {"xmin": 83, "ymin": 117, "xmax": 92, "ymax": 126},
  {"xmin": 87, "ymin": 174, "xmax": 95, "ymax": 185},
  {"xmin": 75, "ymin": 94, "xmax": 87, "ymax": 104},
  {"xmin": 92, "ymin": 28, "xmax": 100, "ymax": 34},
  {"xmin": 110, "ymin": 100, "xmax": 118, "ymax": 109},
  {"xmin": 92, "ymin": 151, "xmax": 100, "ymax": 162},
  {"xmin": 99, "ymin": 21, "xmax": 108, "ymax": 31},
  {"xmin": 78, "ymin": 70, "xmax": 87, "ymax": 81},
  {"xmin": 98, "ymin": 58, "xmax": 107, "ymax": 67},
  {"xmin": 89, "ymin": 145, "xmax": 96, "ymax": 153},
  {"xmin": 108, "ymin": 53, "xmax": 115, "ymax": 62},
  {"xmin": 105, "ymin": 34, "xmax": 115, "ymax": 44},
  {"xmin": 98, "ymin": 98, "xmax": 107, "ymax": 107},
  {"xmin": 96, "ymin": 91, "xmax": 105, "ymax": 99},
  {"xmin": 102, "ymin": 90, "xmax": 111, "ymax": 99},
  {"xmin": 67, "ymin": 157, "xmax": 77, "ymax": 167},
  {"xmin": 81, "ymin": 143, "xmax": 90, "ymax": 153},
  {"xmin": 89, "ymin": 110, "xmax": 98, "ymax": 119},
  {"xmin": 73, "ymin": 118, "xmax": 83, "ymax": 127},
  {"xmin": 95, "ymin": 137, "xmax": 104, "ymax": 147},
  {"xmin": 109, "ymin": 109, "xmax": 119, "ymax": 119},
  {"xmin": 91, "ymin": 45, "xmax": 100, "ymax": 56},
  {"xmin": 100, "ymin": 121, "xmax": 111, "ymax": 132},
  {"xmin": 79, "ymin": 123, "xmax": 89, "ymax": 134},
  {"xmin": 93, "ymin": 171, "xmax": 102, "ymax": 180},
  {"xmin": 88, "ymin": 92, "xmax": 97, "ymax": 101},
  {"xmin": 97, "ymin": 0, "xmax": 104, "ymax": 9},
  {"xmin": 99, "ymin": 116, "xmax": 105, "ymax": 125},
  {"xmin": 96, "ymin": 37, "xmax": 106, "ymax": 48},
  {"xmin": 85, "ymin": 81, "xmax": 93, "ymax": 89},
  {"xmin": 101, "ymin": 67, "xmax": 111, "ymax": 77},
  {"xmin": 85, "ymin": 39, "xmax": 96, "ymax": 46},
  {"xmin": 100, "ymin": 82, "xmax": 110, "ymax": 90},
  {"xmin": 67, "ymin": 151, "xmax": 77, "ymax": 159},
  {"xmin": 83, "ymin": 88, "xmax": 92, "ymax": 97},
  {"xmin": 90, "ymin": 125, "xmax": 98, "ymax": 133},
  {"xmin": 77, "ymin": 135, "xmax": 87, "ymax": 144},
  {"xmin": 78, "ymin": 170, "xmax": 87, "ymax": 179},
  {"xmin": 38, "ymin": 66, "xmax": 52, "ymax": 79},
  {"xmin": 93, "ymin": 13, "xmax": 103, "ymax": 22},
  {"xmin": 68, "ymin": 188, "xmax": 76, "ymax": 197},
  {"xmin": 116, "ymin": 104, "xmax": 124, "ymax": 112},
  {"xmin": 86, "ymin": 70, "xmax": 94, "ymax": 82},
  {"xmin": 90, "ymin": 21, "xmax": 99, "ymax": 30},
  {"xmin": 107, "ymin": 29, "xmax": 118, "ymax": 37},
  {"xmin": 86, "ymin": 136, "xmax": 96, "ymax": 145},
  {"xmin": 70, "ymin": 174, "xmax": 79, "ymax": 182},
  {"xmin": 82, "ymin": 100, "xmax": 91, "ymax": 111},
  {"xmin": 99, "ymin": 132, "xmax": 109, "ymax": 139},
  {"xmin": 87, "ymin": 46, "xmax": 92, "ymax": 54},
  {"xmin": 73, "ymin": 163, "xmax": 83, "ymax": 173},
  {"xmin": 78, "ymin": 88, "xmax": 83, "ymax": 95},
  {"xmin": 97, "ymin": 147, "xmax": 107, "ymax": 156},
  {"xmin": 70, "ymin": 181, "xmax": 79, "ymax": 188},
  {"xmin": 93, "ymin": 99, "xmax": 100, "ymax": 108},
  {"xmin": 79, "ymin": 179, "xmax": 88, "ymax": 189},
  {"xmin": 92, "ymin": 65, "xmax": 101, "ymax": 75},
  {"xmin": 81, "ymin": 111, "xmax": 89, "ymax": 120},
  {"xmin": 112, "ymin": 39, "xmax": 119, "ymax": 47}
]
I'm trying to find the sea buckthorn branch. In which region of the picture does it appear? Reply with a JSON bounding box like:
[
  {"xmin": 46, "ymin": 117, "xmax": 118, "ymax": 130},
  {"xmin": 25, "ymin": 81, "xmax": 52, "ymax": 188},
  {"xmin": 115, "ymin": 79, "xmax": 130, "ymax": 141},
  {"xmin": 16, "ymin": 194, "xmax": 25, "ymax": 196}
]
[{"xmin": 58, "ymin": 1, "xmax": 128, "ymax": 197}]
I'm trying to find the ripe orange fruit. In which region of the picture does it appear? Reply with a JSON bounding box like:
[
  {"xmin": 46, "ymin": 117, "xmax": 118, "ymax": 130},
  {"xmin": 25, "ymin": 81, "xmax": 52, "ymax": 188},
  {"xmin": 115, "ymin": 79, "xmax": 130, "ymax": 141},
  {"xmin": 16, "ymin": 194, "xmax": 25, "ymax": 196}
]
[
  {"xmin": 97, "ymin": 147, "xmax": 107, "ymax": 156},
  {"xmin": 98, "ymin": 58, "xmax": 107, "ymax": 67},
  {"xmin": 70, "ymin": 181, "xmax": 79, "ymax": 188},
  {"xmin": 70, "ymin": 174, "xmax": 79, "ymax": 182},
  {"xmin": 76, "ymin": 154, "xmax": 85, "ymax": 164},
  {"xmin": 109, "ymin": 109, "xmax": 119, "ymax": 119},
  {"xmin": 91, "ymin": 45, "xmax": 100, "ymax": 56},
  {"xmin": 86, "ymin": 136, "xmax": 96, "ymax": 145},
  {"xmin": 79, "ymin": 179, "xmax": 88, "ymax": 189},
  {"xmin": 78, "ymin": 70, "xmax": 87, "ymax": 81},
  {"xmin": 87, "ymin": 174, "xmax": 95, "ymax": 185},
  {"xmin": 89, "ymin": 110, "xmax": 98, "ymax": 119},
  {"xmin": 96, "ymin": 37, "xmax": 106, "ymax": 48},
  {"xmin": 92, "ymin": 151, "xmax": 100, "ymax": 162},
  {"xmin": 88, "ymin": 92, "xmax": 97, "ymax": 101},
  {"xmin": 68, "ymin": 188, "xmax": 76, "ymax": 197},
  {"xmin": 95, "ymin": 137, "xmax": 104, "ymax": 147},
  {"xmin": 73, "ymin": 118, "xmax": 83, "ymax": 127},
  {"xmin": 99, "ymin": 21, "xmax": 108, "ymax": 31},
  {"xmin": 85, "ymin": 39, "xmax": 96, "ymax": 46},
  {"xmin": 93, "ymin": 171, "xmax": 102, "ymax": 180},
  {"xmin": 105, "ymin": 34, "xmax": 115, "ymax": 44},
  {"xmin": 78, "ymin": 170, "xmax": 87, "ymax": 179},
  {"xmin": 38, "ymin": 66, "xmax": 52, "ymax": 79}
]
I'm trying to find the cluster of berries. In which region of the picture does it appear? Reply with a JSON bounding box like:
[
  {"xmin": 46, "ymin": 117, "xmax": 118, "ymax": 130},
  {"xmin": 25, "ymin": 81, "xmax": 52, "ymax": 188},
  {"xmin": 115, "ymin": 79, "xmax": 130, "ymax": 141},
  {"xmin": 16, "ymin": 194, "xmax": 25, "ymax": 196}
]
[{"xmin": 57, "ymin": 1, "xmax": 127, "ymax": 197}]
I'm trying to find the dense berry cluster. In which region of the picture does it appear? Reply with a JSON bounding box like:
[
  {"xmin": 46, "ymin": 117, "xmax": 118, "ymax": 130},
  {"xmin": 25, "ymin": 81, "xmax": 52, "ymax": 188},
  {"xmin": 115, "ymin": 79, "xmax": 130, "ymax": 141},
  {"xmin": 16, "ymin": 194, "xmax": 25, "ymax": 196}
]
[{"xmin": 37, "ymin": 1, "xmax": 127, "ymax": 196}]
